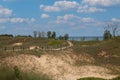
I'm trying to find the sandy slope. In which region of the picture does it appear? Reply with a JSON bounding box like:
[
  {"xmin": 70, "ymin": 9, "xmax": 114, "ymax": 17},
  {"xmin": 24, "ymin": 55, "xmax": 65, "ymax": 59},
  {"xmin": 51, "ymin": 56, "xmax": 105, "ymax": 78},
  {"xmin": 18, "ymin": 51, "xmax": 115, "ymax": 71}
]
[{"xmin": 1, "ymin": 50, "xmax": 118, "ymax": 80}]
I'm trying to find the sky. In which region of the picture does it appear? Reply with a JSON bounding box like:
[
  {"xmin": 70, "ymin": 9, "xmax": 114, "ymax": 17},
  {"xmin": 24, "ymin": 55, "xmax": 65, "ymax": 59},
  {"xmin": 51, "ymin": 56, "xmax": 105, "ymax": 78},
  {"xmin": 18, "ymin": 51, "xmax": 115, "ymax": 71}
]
[{"xmin": 0, "ymin": 0, "xmax": 120, "ymax": 36}]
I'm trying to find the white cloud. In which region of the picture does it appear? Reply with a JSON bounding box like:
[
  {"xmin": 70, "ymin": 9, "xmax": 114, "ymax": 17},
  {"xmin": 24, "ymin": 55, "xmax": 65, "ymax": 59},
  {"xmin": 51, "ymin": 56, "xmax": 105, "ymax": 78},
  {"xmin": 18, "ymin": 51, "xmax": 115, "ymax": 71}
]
[
  {"xmin": 40, "ymin": 1, "xmax": 106, "ymax": 13},
  {"xmin": 0, "ymin": 18, "xmax": 9, "ymax": 23},
  {"xmin": 111, "ymin": 18, "xmax": 120, "ymax": 22},
  {"xmin": 0, "ymin": 5, "xmax": 12, "ymax": 17},
  {"xmin": 10, "ymin": 18, "xmax": 25, "ymax": 23},
  {"xmin": 41, "ymin": 14, "xmax": 50, "ymax": 18},
  {"xmin": 0, "ymin": 5, "xmax": 35, "ymax": 23},
  {"xmin": 0, "ymin": 26, "xmax": 5, "ymax": 29},
  {"xmin": 40, "ymin": 1, "xmax": 79, "ymax": 12},
  {"xmin": 82, "ymin": 17, "xmax": 95, "ymax": 23},
  {"xmin": 40, "ymin": 5, "xmax": 60, "ymax": 12},
  {"xmin": 82, "ymin": 0, "xmax": 120, "ymax": 6},
  {"xmin": 48, "ymin": 14, "xmax": 96, "ymax": 29},
  {"xmin": 57, "ymin": 14, "xmax": 95, "ymax": 23},
  {"xmin": 77, "ymin": 5, "xmax": 106, "ymax": 13},
  {"xmin": 0, "ymin": 17, "xmax": 35, "ymax": 23},
  {"xmin": 54, "ymin": 1, "xmax": 79, "ymax": 9},
  {"xmin": 57, "ymin": 14, "xmax": 80, "ymax": 20},
  {"xmin": 31, "ymin": 18, "xmax": 36, "ymax": 22},
  {"xmin": 3, "ymin": 0, "xmax": 16, "ymax": 2}
]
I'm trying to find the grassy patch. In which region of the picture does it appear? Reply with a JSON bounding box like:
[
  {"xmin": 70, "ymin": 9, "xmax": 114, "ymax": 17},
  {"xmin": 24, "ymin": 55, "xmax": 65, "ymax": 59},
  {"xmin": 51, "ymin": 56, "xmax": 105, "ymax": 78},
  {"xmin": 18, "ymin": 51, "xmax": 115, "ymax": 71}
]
[
  {"xmin": 111, "ymin": 77, "xmax": 120, "ymax": 80},
  {"xmin": 0, "ymin": 49, "xmax": 43, "ymax": 58},
  {"xmin": 77, "ymin": 77, "xmax": 105, "ymax": 80},
  {"xmin": 47, "ymin": 40, "xmax": 63, "ymax": 46},
  {"xmin": 77, "ymin": 77, "xmax": 120, "ymax": 80},
  {"xmin": 0, "ymin": 66, "xmax": 52, "ymax": 80},
  {"xmin": 0, "ymin": 66, "xmax": 15, "ymax": 80}
]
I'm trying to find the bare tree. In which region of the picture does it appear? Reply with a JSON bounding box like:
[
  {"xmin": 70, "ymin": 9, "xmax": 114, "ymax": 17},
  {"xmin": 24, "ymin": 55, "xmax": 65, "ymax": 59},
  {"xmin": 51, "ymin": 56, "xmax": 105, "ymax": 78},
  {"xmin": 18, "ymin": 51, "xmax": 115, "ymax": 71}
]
[
  {"xmin": 33, "ymin": 31, "xmax": 37, "ymax": 38},
  {"xmin": 38, "ymin": 31, "xmax": 41, "ymax": 38},
  {"xmin": 107, "ymin": 22, "xmax": 120, "ymax": 37},
  {"xmin": 51, "ymin": 31, "xmax": 56, "ymax": 39},
  {"xmin": 64, "ymin": 34, "xmax": 69, "ymax": 40},
  {"xmin": 47, "ymin": 31, "xmax": 52, "ymax": 38},
  {"xmin": 111, "ymin": 23, "xmax": 119, "ymax": 37},
  {"xmin": 41, "ymin": 31, "xmax": 46, "ymax": 38}
]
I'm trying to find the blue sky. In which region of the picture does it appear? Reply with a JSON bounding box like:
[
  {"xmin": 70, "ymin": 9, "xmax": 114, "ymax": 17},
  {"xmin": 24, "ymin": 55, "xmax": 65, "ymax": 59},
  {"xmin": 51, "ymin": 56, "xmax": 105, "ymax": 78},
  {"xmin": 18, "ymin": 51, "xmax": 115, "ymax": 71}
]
[{"xmin": 0, "ymin": 0, "xmax": 120, "ymax": 36}]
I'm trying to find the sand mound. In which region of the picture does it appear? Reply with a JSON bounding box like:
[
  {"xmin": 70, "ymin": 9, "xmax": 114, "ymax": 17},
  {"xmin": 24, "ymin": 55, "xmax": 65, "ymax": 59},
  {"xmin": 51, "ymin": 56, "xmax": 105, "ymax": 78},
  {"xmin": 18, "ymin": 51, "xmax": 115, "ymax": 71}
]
[
  {"xmin": 12, "ymin": 43, "xmax": 23, "ymax": 46},
  {"xmin": 1, "ymin": 53, "xmax": 118, "ymax": 80}
]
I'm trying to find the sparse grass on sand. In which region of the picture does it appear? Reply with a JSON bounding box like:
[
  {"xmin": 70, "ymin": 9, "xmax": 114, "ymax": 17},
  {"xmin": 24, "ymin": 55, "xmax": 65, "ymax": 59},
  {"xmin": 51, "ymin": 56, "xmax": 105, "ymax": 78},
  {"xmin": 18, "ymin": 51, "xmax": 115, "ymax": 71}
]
[
  {"xmin": 72, "ymin": 37, "xmax": 120, "ymax": 75},
  {"xmin": 73, "ymin": 37, "xmax": 120, "ymax": 65},
  {"xmin": 0, "ymin": 36, "xmax": 67, "ymax": 57},
  {"xmin": 0, "ymin": 37, "xmax": 67, "ymax": 48}
]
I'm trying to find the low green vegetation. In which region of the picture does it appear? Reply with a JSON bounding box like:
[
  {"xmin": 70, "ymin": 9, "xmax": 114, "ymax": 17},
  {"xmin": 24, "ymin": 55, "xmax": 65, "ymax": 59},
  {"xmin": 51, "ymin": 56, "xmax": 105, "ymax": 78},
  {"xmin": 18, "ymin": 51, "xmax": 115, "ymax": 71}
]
[
  {"xmin": 77, "ymin": 77, "xmax": 120, "ymax": 80},
  {"xmin": 77, "ymin": 77, "xmax": 105, "ymax": 80},
  {"xmin": 48, "ymin": 40, "xmax": 63, "ymax": 46},
  {"xmin": 0, "ymin": 66, "xmax": 52, "ymax": 80}
]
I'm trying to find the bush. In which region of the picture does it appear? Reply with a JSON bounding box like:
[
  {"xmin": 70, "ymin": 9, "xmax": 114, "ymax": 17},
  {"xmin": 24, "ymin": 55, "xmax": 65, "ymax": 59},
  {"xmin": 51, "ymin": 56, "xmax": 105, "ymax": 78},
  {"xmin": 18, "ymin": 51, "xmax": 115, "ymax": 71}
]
[
  {"xmin": 0, "ymin": 67, "xmax": 15, "ymax": 80},
  {"xmin": 77, "ymin": 77, "xmax": 105, "ymax": 80},
  {"xmin": 111, "ymin": 77, "xmax": 120, "ymax": 80},
  {"xmin": 103, "ymin": 30, "xmax": 112, "ymax": 40},
  {"xmin": 14, "ymin": 66, "xmax": 20, "ymax": 80},
  {"xmin": 0, "ymin": 66, "xmax": 52, "ymax": 80}
]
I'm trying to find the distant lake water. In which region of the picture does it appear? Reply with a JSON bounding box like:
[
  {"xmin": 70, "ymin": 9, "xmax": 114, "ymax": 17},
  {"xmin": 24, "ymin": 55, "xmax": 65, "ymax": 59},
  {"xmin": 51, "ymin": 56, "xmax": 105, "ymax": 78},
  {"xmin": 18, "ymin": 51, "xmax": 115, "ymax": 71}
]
[{"xmin": 69, "ymin": 36, "xmax": 103, "ymax": 41}]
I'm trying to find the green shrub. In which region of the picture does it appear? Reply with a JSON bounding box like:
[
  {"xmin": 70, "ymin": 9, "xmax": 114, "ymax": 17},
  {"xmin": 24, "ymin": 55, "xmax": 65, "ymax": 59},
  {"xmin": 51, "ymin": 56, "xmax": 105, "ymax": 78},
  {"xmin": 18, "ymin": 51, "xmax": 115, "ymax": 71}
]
[
  {"xmin": 0, "ymin": 66, "xmax": 52, "ymax": 80},
  {"xmin": 14, "ymin": 66, "xmax": 20, "ymax": 80},
  {"xmin": 0, "ymin": 67, "xmax": 15, "ymax": 80},
  {"xmin": 111, "ymin": 77, "xmax": 120, "ymax": 80},
  {"xmin": 48, "ymin": 40, "xmax": 63, "ymax": 46},
  {"xmin": 77, "ymin": 77, "xmax": 120, "ymax": 80},
  {"xmin": 77, "ymin": 77, "xmax": 105, "ymax": 80}
]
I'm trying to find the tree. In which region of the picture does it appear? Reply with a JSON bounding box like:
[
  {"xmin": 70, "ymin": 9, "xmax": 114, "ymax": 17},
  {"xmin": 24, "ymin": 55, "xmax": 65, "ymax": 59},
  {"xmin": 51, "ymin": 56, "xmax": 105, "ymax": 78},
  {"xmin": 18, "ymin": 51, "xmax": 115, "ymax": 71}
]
[
  {"xmin": 33, "ymin": 31, "xmax": 37, "ymax": 38},
  {"xmin": 64, "ymin": 34, "xmax": 69, "ymax": 40},
  {"xmin": 107, "ymin": 22, "xmax": 120, "ymax": 37},
  {"xmin": 38, "ymin": 31, "xmax": 41, "ymax": 38},
  {"xmin": 111, "ymin": 23, "xmax": 119, "ymax": 37},
  {"xmin": 59, "ymin": 35, "xmax": 64, "ymax": 40},
  {"xmin": 47, "ymin": 31, "xmax": 51, "ymax": 38},
  {"xmin": 51, "ymin": 31, "xmax": 56, "ymax": 39},
  {"xmin": 103, "ymin": 29, "xmax": 112, "ymax": 40},
  {"xmin": 41, "ymin": 31, "xmax": 46, "ymax": 38},
  {"xmin": 14, "ymin": 66, "xmax": 20, "ymax": 80}
]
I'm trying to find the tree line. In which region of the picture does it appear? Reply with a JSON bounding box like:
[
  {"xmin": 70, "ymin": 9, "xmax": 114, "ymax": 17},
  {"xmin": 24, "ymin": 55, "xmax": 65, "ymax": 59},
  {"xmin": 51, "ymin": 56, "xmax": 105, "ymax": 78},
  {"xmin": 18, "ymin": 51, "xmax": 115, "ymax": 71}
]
[{"xmin": 33, "ymin": 31, "xmax": 69, "ymax": 40}]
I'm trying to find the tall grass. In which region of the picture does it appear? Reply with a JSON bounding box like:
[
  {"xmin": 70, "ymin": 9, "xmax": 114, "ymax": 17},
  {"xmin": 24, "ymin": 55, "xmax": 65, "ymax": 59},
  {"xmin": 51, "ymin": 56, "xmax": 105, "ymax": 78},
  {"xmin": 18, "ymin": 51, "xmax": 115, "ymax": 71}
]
[{"xmin": 0, "ymin": 66, "xmax": 52, "ymax": 80}]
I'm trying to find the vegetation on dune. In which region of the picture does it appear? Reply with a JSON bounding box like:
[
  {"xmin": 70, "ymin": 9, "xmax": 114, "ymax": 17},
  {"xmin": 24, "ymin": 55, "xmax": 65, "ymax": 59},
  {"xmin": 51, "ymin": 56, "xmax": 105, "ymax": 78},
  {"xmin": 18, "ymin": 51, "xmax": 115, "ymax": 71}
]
[
  {"xmin": 0, "ymin": 66, "xmax": 52, "ymax": 80},
  {"xmin": 0, "ymin": 49, "xmax": 43, "ymax": 58},
  {"xmin": 103, "ymin": 29, "xmax": 112, "ymax": 40},
  {"xmin": 77, "ymin": 77, "xmax": 120, "ymax": 80},
  {"xmin": 77, "ymin": 77, "xmax": 105, "ymax": 80},
  {"xmin": 0, "ymin": 36, "xmax": 68, "ymax": 58},
  {"xmin": 0, "ymin": 36, "xmax": 67, "ymax": 48},
  {"xmin": 47, "ymin": 40, "xmax": 63, "ymax": 46},
  {"xmin": 0, "ymin": 33, "xmax": 120, "ymax": 80},
  {"xmin": 73, "ymin": 36, "xmax": 120, "ymax": 64}
]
